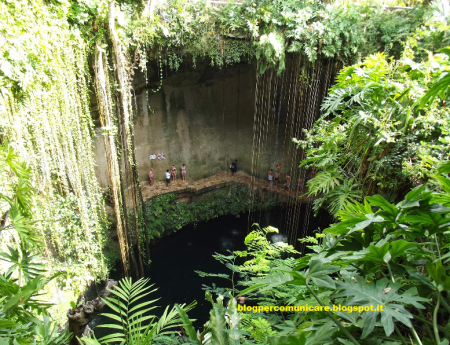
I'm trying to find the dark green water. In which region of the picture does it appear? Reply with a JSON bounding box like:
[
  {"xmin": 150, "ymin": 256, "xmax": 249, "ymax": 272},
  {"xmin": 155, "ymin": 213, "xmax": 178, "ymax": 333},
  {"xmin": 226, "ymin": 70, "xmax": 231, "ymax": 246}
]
[{"xmin": 90, "ymin": 206, "xmax": 330, "ymax": 334}]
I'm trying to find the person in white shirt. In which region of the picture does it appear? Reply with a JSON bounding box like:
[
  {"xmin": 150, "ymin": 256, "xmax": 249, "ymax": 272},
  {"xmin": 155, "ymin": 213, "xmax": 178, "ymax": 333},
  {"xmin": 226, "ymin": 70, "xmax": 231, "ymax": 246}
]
[
  {"xmin": 268, "ymin": 169, "xmax": 273, "ymax": 186},
  {"xmin": 165, "ymin": 169, "xmax": 171, "ymax": 188}
]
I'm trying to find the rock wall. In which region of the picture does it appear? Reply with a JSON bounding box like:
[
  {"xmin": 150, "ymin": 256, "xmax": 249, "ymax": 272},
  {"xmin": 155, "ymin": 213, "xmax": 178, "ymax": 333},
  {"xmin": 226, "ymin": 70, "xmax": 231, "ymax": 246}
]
[
  {"xmin": 94, "ymin": 61, "xmax": 272, "ymax": 187},
  {"xmin": 137, "ymin": 62, "xmax": 257, "ymax": 183},
  {"xmin": 93, "ymin": 57, "xmax": 339, "ymax": 188}
]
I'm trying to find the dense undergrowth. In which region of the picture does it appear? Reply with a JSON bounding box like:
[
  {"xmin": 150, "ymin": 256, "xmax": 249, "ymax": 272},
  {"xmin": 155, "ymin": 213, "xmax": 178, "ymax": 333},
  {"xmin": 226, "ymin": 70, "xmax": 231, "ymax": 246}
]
[
  {"xmin": 141, "ymin": 184, "xmax": 279, "ymax": 240},
  {"xmin": 299, "ymin": 2, "xmax": 450, "ymax": 216},
  {"xmin": 184, "ymin": 163, "xmax": 450, "ymax": 344}
]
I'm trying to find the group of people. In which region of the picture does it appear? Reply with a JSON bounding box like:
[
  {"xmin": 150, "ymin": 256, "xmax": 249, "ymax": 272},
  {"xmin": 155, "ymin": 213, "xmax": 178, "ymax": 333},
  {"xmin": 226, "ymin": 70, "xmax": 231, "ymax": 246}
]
[
  {"xmin": 268, "ymin": 168, "xmax": 316, "ymax": 192},
  {"xmin": 267, "ymin": 169, "xmax": 284, "ymax": 188},
  {"xmin": 148, "ymin": 164, "xmax": 187, "ymax": 189},
  {"xmin": 148, "ymin": 161, "xmax": 317, "ymax": 191},
  {"xmin": 268, "ymin": 170, "xmax": 292, "ymax": 190}
]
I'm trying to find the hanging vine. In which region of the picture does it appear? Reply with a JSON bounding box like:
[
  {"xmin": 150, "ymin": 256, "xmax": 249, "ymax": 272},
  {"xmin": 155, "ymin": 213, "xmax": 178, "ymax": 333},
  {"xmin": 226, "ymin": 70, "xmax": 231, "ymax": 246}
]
[
  {"xmin": 0, "ymin": 0, "xmax": 107, "ymax": 289},
  {"xmin": 94, "ymin": 42, "xmax": 130, "ymax": 277},
  {"xmin": 107, "ymin": 0, "xmax": 147, "ymax": 278}
]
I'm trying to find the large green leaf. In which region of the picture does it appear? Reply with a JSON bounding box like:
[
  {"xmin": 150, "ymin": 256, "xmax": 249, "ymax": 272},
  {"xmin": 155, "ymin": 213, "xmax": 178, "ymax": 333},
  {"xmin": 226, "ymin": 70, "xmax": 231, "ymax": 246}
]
[
  {"xmin": 366, "ymin": 195, "xmax": 398, "ymax": 219},
  {"xmin": 226, "ymin": 297, "xmax": 241, "ymax": 341},
  {"xmin": 334, "ymin": 277, "xmax": 428, "ymax": 338},
  {"xmin": 344, "ymin": 240, "xmax": 419, "ymax": 264},
  {"xmin": 175, "ymin": 305, "xmax": 201, "ymax": 345},
  {"xmin": 325, "ymin": 217, "xmax": 367, "ymax": 235},
  {"xmin": 97, "ymin": 277, "xmax": 189, "ymax": 344},
  {"xmin": 239, "ymin": 271, "xmax": 296, "ymax": 295},
  {"xmin": 388, "ymin": 240, "xmax": 420, "ymax": 260},
  {"xmin": 426, "ymin": 260, "xmax": 450, "ymax": 291},
  {"xmin": 348, "ymin": 214, "xmax": 385, "ymax": 234},
  {"xmin": 307, "ymin": 258, "xmax": 340, "ymax": 289},
  {"xmin": 403, "ymin": 210, "xmax": 449, "ymax": 235},
  {"xmin": 269, "ymin": 334, "xmax": 306, "ymax": 345},
  {"xmin": 305, "ymin": 321, "xmax": 336, "ymax": 345},
  {"xmin": 417, "ymin": 71, "xmax": 450, "ymax": 108},
  {"xmin": 3, "ymin": 276, "xmax": 48, "ymax": 315},
  {"xmin": 209, "ymin": 302, "xmax": 229, "ymax": 345}
]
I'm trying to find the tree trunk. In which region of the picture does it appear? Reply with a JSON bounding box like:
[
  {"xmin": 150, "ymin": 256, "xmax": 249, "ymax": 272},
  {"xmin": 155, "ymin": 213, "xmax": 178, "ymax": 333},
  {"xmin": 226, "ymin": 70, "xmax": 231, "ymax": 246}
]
[
  {"xmin": 68, "ymin": 279, "xmax": 117, "ymax": 345},
  {"xmin": 109, "ymin": 0, "xmax": 146, "ymax": 278}
]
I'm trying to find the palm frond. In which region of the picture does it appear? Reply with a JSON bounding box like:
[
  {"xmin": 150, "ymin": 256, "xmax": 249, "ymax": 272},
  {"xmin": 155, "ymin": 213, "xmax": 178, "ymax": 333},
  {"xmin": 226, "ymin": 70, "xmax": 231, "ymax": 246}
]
[
  {"xmin": 417, "ymin": 71, "xmax": 450, "ymax": 108},
  {"xmin": 94, "ymin": 277, "xmax": 195, "ymax": 345}
]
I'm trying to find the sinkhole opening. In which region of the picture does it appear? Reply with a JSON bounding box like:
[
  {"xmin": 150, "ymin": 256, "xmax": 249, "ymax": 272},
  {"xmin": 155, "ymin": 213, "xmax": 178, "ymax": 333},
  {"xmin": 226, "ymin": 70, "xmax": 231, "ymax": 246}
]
[{"xmin": 91, "ymin": 205, "xmax": 331, "ymax": 335}]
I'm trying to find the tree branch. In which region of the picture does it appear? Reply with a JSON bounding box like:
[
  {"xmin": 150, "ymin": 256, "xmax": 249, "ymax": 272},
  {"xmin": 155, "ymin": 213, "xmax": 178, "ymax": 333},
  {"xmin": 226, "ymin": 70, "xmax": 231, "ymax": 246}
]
[{"xmin": 67, "ymin": 279, "xmax": 117, "ymax": 345}]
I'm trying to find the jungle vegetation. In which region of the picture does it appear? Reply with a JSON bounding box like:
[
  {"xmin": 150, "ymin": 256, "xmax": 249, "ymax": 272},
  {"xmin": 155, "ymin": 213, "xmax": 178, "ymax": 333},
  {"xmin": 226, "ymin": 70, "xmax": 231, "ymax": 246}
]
[{"xmin": 1, "ymin": 0, "xmax": 450, "ymax": 344}]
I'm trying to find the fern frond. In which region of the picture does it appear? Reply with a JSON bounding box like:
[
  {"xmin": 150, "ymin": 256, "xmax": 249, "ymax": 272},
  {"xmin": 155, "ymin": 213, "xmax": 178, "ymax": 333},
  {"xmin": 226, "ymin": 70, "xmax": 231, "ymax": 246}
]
[
  {"xmin": 307, "ymin": 169, "xmax": 343, "ymax": 196},
  {"xmin": 321, "ymin": 87, "xmax": 349, "ymax": 113},
  {"xmin": 195, "ymin": 271, "xmax": 230, "ymax": 279},
  {"xmin": 298, "ymin": 236, "xmax": 319, "ymax": 244},
  {"xmin": 326, "ymin": 179, "xmax": 363, "ymax": 216}
]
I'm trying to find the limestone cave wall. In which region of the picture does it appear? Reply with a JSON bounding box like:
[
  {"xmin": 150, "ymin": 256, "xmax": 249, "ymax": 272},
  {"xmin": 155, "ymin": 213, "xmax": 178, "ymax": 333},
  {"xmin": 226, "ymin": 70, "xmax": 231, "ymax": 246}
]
[
  {"xmin": 93, "ymin": 57, "xmax": 339, "ymax": 188},
  {"xmin": 94, "ymin": 61, "xmax": 281, "ymax": 187}
]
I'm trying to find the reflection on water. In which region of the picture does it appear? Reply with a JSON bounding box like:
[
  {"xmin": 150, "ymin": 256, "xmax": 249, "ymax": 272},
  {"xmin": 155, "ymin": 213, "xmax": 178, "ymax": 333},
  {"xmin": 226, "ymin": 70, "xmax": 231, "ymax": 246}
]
[
  {"xmin": 219, "ymin": 237, "xmax": 236, "ymax": 251},
  {"xmin": 270, "ymin": 233, "xmax": 288, "ymax": 243},
  {"xmin": 231, "ymin": 229, "xmax": 241, "ymax": 237}
]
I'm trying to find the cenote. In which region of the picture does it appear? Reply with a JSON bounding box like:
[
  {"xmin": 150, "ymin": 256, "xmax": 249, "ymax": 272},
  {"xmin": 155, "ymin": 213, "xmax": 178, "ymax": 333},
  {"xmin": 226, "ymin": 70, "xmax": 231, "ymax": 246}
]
[
  {"xmin": 92, "ymin": 205, "xmax": 331, "ymax": 335},
  {"xmin": 3, "ymin": 1, "xmax": 449, "ymax": 344}
]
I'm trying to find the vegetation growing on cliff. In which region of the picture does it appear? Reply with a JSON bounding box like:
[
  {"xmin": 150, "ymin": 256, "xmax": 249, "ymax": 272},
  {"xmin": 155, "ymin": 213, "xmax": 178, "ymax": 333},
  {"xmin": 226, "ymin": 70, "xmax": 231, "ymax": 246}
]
[
  {"xmin": 0, "ymin": 144, "xmax": 71, "ymax": 344},
  {"xmin": 141, "ymin": 184, "xmax": 279, "ymax": 241},
  {"xmin": 130, "ymin": 0, "xmax": 426, "ymax": 74},
  {"xmin": 298, "ymin": 3, "xmax": 450, "ymax": 216},
  {"xmin": 0, "ymin": 0, "xmax": 107, "ymax": 289}
]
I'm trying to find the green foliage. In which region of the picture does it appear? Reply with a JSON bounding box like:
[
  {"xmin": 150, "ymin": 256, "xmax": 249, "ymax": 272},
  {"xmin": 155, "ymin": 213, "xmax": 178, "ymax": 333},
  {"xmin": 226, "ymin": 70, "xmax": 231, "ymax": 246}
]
[
  {"xmin": 197, "ymin": 225, "xmax": 299, "ymax": 299},
  {"xmin": 0, "ymin": 0, "xmax": 108, "ymax": 284},
  {"xmin": 0, "ymin": 144, "xmax": 70, "ymax": 345},
  {"xmin": 0, "ymin": 145, "xmax": 39, "ymax": 247},
  {"xmin": 0, "ymin": 274, "xmax": 71, "ymax": 345},
  {"xmin": 43, "ymin": 0, "xmax": 427, "ymax": 75},
  {"xmin": 298, "ymin": 42, "xmax": 450, "ymax": 215},
  {"xmin": 403, "ymin": 0, "xmax": 450, "ymax": 61},
  {"xmin": 0, "ymin": 245, "xmax": 45, "ymax": 286},
  {"xmin": 418, "ymin": 46, "xmax": 450, "ymax": 108},
  {"xmin": 196, "ymin": 226, "xmax": 304, "ymax": 343},
  {"xmin": 241, "ymin": 316, "xmax": 277, "ymax": 343},
  {"xmin": 235, "ymin": 169, "xmax": 450, "ymax": 344},
  {"xmin": 297, "ymin": 5, "xmax": 450, "ymax": 217},
  {"xmin": 129, "ymin": 0, "xmax": 426, "ymax": 75},
  {"xmin": 177, "ymin": 293, "xmax": 247, "ymax": 345},
  {"xmin": 143, "ymin": 185, "xmax": 253, "ymax": 239},
  {"xmin": 81, "ymin": 277, "xmax": 194, "ymax": 345}
]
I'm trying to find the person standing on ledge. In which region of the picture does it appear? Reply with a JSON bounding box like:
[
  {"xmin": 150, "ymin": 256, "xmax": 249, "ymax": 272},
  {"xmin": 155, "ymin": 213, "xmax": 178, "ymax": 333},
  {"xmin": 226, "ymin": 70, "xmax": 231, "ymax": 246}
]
[
  {"xmin": 283, "ymin": 173, "xmax": 291, "ymax": 190},
  {"xmin": 181, "ymin": 164, "xmax": 187, "ymax": 182},
  {"xmin": 274, "ymin": 170, "xmax": 281, "ymax": 188},
  {"xmin": 165, "ymin": 169, "xmax": 171, "ymax": 188},
  {"xmin": 231, "ymin": 159, "xmax": 238, "ymax": 176},
  {"xmin": 171, "ymin": 165, "xmax": 177, "ymax": 182},
  {"xmin": 149, "ymin": 168, "xmax": 155, "ymax": 189},
  {"xmin": 268, "ymin": 169, "xmax": 273, "ymax": 186},
  {"xmin": 297, "ymin": 177, "xmax": 304, "ymax": 193}
]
